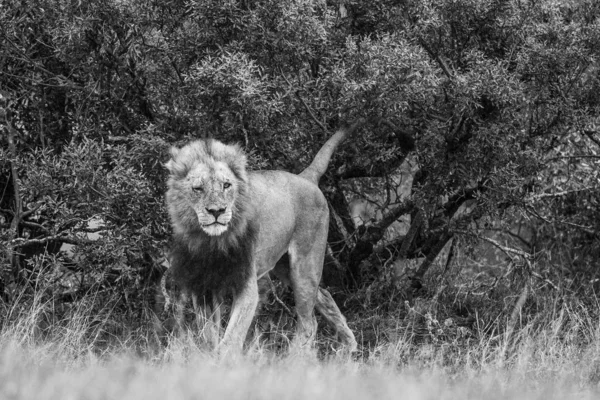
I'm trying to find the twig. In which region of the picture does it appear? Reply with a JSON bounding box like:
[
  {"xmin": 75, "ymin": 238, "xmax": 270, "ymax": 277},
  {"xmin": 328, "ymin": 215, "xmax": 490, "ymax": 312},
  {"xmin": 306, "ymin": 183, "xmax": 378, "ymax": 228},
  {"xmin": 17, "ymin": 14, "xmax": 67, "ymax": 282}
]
[
  {"xmin": 455, "ymin": 229, "xmax": 533, "ymax": 260},
  {"xmin": 279, "ymin": 70, "xmax": 329, "ymax": 134},
  {"xmin": 531, "ymin": 271, "xmax": 559, "ymax": 291},
  {"xmin": 442, "ymin": 237, "xmax": 456, "ymax": 276},
  {"xmin": 377, "ymin": 199, "xmax": 415, "ymax": 230},
  {"xmin": 583, "ymin": 130, "xmax": 600, "ymax": 147},
  {"xmin": 18, "ymin": 221, "xmax": 50, "ymax": 234},
  {"xmin": 528, "ymin": 187, "xmax": 597, "ymax": 201},
  {"xmin": 296, "ymin": 92, "xmax": 328, "ymax": 134},
  {"xmin": 267, "ymin": 277, "xmax": 294, "ymax": 317},
  {"xmin": 524, "ymin": 205, "xmax": 596, "ymax": 236},
  {"xmin": 11, "ymin": 234, "xmax": 95, "ymax": 248},
  {"xmin": 21, "ymin": 204, "xmax": 42, "ymax": 219},
  {"xmin": 546, "ymin": 155, "xmax": 600, "ymax": 162},
  {"xmin": 418, "ymin": 38, "xmax": 454, "ymax": 80}
]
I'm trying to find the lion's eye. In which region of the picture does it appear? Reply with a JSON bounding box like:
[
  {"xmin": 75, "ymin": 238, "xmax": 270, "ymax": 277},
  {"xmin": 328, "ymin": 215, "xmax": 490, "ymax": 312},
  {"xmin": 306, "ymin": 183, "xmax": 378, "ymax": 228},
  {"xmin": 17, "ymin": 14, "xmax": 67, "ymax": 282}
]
[
  {"xmin": 192, "ymin": 186, "xmax": 203, "ymax": 193},
  {"xmin": 223, "ymin": 182, "xmax": 232, "ymax": 189}
]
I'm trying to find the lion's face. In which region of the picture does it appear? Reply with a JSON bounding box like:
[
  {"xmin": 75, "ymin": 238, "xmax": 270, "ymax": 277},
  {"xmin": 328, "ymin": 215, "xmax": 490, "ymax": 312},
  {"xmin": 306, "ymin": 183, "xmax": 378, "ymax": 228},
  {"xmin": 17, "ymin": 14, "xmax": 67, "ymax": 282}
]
[
  {"xmin": 166, "ymin": 139, "xmax": 248, "ymax": 238},
  {"xmin": 185, "ymin": 161, "xmax": 239, "ymax": 236}
]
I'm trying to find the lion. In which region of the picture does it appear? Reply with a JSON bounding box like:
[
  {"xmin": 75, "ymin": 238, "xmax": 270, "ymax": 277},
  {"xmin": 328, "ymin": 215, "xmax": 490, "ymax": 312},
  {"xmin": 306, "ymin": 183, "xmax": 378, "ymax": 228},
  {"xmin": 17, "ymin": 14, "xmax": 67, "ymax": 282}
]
[{"xmin": 164, "ymin": 123, "xmax": 360, "ymax": 352}]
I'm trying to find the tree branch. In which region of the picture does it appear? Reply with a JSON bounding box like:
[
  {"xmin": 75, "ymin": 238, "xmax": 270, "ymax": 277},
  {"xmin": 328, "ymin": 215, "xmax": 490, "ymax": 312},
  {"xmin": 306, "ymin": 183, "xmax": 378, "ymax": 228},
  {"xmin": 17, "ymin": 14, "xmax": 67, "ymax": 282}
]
[
  {"xmin": 377, "ymin": 199, "xmax": 415, "ymax": 232},
  {"xmin": 582, "ymin": 130, "xmax": 600, "ymax": 147},
  {"xmin": 524, "ymin": 206, "xmax": 596, "ymax": 236},
  {"xmin": 11, "ymin": 234, "xmax": 95, "ymax": 248},
  {"xmin": 346, "ymin": 199, "xmax": 415, "ymax": 286},
  {"xmin": 296, "ymin": 91, "xmax": 329, "ymax": 134},
  {"xmin": 415, "ymin": 230, "xmax": 453, "ymax": 279},
  {"xmin": 528, "ymin": 187, "xmax": 597, "ymax": 201},
  {"xmin": 418, "ymin": 37, "xmax": 454, "ymax": 80},
  {"xmin": 455, "ymin": 229, "xmax": 533, "ymax": 260},
  {"xmin": 279, "ymin": 70, "xmax": 329, "ymax": 134},
  {"xmin": 19, "ymin": 221, "xmax": 50, "ymax": 235},
  {"xmin": 546, "ymin": 155, "xmax": 600, "ymax": 162}
]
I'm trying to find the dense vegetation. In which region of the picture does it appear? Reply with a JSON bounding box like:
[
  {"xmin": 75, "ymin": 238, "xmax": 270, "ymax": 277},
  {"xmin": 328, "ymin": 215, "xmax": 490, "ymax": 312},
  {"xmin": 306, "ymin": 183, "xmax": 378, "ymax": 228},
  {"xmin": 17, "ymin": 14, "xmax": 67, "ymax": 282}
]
[{"xmin": 1, "ymin": 0, "xmax": 599, "ymax": 353}]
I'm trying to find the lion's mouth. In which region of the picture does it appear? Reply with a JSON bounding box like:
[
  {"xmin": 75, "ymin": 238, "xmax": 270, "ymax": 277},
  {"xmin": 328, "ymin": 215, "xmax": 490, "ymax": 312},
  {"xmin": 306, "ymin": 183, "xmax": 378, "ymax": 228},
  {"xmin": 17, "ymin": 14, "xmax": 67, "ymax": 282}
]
[
  {"xmin": 200, "ymin": 220, "xmax": 229, "ymax": 236},
  {"xmin": 204, "ymin": 221, "xmax": 227, "ymax": 226}
]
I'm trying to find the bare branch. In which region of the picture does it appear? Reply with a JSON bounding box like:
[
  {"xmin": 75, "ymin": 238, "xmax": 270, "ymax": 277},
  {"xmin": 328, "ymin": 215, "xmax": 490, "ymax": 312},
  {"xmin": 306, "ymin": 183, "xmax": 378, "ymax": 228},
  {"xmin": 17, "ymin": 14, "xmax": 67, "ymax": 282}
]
[
  {"xmin": 531, "ymin": 271, "xmax": 559, "ymax": 291},
  {"xmin": 279, "ymin": 70, "xmax": 329, "ymax": 134},
  {"xmin": 528, "ymin": 187, "xmax": 597, "ymax": 201},
  {"xmin": 524, "ymin": 206, "xmax": 596, "ymax": 236},
  {"xmin": 583, "ymin": 130, "xmax": 600, "ymax": 147},
  {"xmin": 19, "ymin": 221, "xmax": 50, "ymax": 234},
  {"xmin": 415, "ymin": 230, "xmax": 453, "ymax": 279},
  {"xmin": 21, "ymin": 204, "xmax": 42, "ymax": 219},
  {"xmin": 397, "ymin": 209, "xmax": 423, "ymax": 259},
  {"xmin": 376, "ymin": 199, "xmax": 415, "ymax": 230},
  {"xmin": 546, "ymin": 155, "xmax": 600, "ymax": 162},
  {"xmin": 266, "ymin": 276, "xmax": 294, "ymax": 317},
  {"xmin": 346, "ymin": 200, "xmax": 415, "ymax": 286},
  {"xmin": 418, "ymin": 38, "xmax": 454, "ymax": 80},
  {"xmin": 296, "ymin": 92, "xmax": 328, "ymax": 134},
  {"xmin": 455, "ymin": 229, "xmax": 533, "ymax": 260},
  {"xmin": 11, "ymin": 234, "xmax": 95, "ymax": 248}
]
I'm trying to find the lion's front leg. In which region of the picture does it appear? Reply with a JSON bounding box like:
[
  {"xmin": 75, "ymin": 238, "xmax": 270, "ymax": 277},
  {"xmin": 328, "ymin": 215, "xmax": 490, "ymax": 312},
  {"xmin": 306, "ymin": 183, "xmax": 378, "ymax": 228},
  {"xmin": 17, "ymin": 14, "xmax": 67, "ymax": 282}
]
[{"xmin": 219, "ymin": 277, "xmax": 259, "ymax": 352}]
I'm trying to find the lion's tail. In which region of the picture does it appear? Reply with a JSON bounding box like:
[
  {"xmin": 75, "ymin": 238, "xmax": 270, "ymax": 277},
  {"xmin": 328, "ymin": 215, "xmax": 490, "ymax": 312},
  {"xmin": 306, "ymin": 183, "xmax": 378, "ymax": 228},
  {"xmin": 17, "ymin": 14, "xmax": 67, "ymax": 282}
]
[{"xmin": 299, "ymin": 120, "xmax": 363, "ymax": 184}]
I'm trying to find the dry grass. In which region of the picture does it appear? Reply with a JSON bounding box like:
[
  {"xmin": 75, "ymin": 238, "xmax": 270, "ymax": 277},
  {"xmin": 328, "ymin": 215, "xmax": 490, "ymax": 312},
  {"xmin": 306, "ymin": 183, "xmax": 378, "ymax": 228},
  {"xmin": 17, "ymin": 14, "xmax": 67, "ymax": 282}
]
[
  {"xmin": 1, "ymin": 293, "xmax": 600, "ymax": 400},
  {"xmin": 1, "ymin": 341, "xmax": 599, "ymax": 400}
]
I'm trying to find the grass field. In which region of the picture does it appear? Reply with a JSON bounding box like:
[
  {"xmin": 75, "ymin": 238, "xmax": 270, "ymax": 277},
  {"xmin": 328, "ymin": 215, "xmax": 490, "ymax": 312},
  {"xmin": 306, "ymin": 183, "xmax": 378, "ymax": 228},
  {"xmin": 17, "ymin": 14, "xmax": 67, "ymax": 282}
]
[
  {"xmin": 1, "ymin": 341, "xmax": 599, "ymax": 400},
  {"xmin": 2, "ymin": 298, "xmax": 600, "ymax": 400}
]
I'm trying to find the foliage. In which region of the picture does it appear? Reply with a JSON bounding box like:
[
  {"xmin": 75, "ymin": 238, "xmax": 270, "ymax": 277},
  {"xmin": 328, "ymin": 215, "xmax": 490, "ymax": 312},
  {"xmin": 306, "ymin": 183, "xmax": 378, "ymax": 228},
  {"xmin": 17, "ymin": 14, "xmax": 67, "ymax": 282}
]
[{"xmin": 1, "ymin": 0, "xmax": 599, "ymax": 339}]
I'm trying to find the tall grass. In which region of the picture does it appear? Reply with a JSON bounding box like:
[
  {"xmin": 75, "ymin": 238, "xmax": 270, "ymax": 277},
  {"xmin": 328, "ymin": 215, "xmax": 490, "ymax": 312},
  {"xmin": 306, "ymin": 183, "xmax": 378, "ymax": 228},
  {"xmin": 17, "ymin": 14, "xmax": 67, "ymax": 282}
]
[{"xmin": 1, "ymin": 286, "xmax": 600, "ymax": 400}]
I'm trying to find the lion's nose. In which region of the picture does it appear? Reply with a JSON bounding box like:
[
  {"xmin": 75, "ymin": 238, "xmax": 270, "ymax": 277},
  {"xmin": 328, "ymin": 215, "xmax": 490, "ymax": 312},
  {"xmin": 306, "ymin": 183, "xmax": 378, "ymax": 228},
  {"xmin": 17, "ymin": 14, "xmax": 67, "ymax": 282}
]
[{"xmin": 206, "ymin": 207, "xmax": 226, "ymax": 219}]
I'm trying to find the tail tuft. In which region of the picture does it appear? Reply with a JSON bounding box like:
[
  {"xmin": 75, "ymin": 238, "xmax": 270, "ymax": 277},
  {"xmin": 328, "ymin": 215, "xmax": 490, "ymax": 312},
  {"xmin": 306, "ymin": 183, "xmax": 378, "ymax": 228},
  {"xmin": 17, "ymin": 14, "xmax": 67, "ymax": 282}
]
[{"xmin": 299, "ymin": 119, "xmax": 364, "ymax": 184}]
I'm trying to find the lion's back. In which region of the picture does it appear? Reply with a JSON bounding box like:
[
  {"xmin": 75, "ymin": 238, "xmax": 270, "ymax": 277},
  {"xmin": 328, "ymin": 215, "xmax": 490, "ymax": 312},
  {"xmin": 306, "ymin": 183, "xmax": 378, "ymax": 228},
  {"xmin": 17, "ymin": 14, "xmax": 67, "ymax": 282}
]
[
  {"xmin": 247, "ymin": 170, "xmax": 328, "ymax": 213},
  {"xmin": 244, "ymin": 170, "xmax": 329, "ymax": 267}
]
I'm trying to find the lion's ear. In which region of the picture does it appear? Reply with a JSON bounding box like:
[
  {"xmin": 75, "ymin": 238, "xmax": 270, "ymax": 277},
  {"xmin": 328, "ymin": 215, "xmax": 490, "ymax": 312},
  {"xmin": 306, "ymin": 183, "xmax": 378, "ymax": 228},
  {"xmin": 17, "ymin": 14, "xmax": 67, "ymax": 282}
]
[
  {"xmin": 226, "ymin": 144, "xmax": 248, "ymax": 182},
  {"xmin": 169, "ymin": 146, "xmax": 180, "ymax": 159},
  {"xmin": 165, "ymin": 146, "xmax": 181, "ymax": 174}
]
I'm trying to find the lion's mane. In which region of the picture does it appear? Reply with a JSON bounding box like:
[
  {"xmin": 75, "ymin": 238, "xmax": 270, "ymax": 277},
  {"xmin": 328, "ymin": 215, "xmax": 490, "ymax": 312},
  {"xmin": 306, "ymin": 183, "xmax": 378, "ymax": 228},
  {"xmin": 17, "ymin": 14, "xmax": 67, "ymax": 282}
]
[{"xmin": 165, "ymin": 139, "xmax": 257, "ymax": 298}]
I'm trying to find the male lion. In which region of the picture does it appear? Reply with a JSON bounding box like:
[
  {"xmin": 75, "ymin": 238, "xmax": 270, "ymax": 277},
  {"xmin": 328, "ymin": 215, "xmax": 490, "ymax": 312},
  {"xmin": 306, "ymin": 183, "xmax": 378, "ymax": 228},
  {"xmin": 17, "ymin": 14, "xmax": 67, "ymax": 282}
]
[{"xmin": 165, "ymin": 123, "xmax": 360, "ymax": 352}]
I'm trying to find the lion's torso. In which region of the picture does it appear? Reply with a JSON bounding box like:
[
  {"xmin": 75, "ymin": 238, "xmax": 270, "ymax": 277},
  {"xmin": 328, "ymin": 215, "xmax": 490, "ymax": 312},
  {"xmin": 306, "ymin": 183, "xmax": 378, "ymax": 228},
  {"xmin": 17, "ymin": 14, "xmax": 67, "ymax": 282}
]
[{"xmin": 244, "ymin": 170, "xmax": 329, "ymax": 277}]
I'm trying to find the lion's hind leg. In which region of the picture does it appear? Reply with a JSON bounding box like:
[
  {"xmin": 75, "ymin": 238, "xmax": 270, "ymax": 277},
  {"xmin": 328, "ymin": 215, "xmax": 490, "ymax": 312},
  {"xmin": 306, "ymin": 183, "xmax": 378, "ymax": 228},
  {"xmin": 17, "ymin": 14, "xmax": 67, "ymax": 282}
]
[
  {"xmin": 315, "ymin": 287, "xmax": 358, "ymax": 352},
  {"xmin": 287, "ymin": 245, "xmax": 322, "ymax": 351}
]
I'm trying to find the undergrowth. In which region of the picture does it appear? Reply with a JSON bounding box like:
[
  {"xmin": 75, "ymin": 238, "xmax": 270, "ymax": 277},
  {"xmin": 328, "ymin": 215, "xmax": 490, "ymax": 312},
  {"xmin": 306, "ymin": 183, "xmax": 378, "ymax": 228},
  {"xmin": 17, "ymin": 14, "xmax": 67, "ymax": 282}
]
[{"xmin": 2, "ymin": 252, "xmax": 600, "ymax": 400}]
